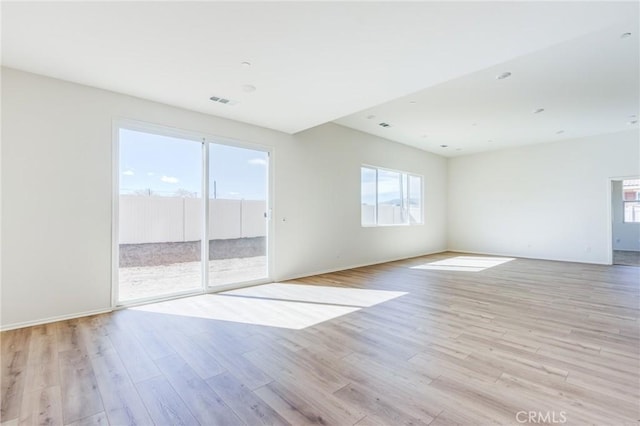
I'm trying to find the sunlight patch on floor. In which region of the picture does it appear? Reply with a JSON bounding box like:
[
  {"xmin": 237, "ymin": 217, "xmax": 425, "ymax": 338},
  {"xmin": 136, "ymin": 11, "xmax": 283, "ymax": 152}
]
[
  {"xmin": 222, "ymin": 283, "xmax": 407, "ymax": 307},
  {"xmin": 411, "ymin": 256, "xmax": 515, "ymax": 272},
  {"xmin": 130, "ymin": 284, "xmax": 406, "ymax": 329}
]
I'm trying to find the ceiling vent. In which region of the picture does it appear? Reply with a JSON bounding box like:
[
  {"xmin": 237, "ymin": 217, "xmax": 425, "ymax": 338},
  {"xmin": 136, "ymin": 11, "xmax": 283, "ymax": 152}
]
[
  {"xmin": 209, "ymin": 96, "xmax": 238, "ymax": 106},
  {"xmin": 378, "ymin": 122, "xmax": 391, "ymax": 128}
]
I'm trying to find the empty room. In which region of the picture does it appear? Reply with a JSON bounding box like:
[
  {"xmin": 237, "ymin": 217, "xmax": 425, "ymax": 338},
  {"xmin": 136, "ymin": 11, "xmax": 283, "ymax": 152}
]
[{"xmin": 1, "ymin": 2, "xmax": 639, "ymax": 426}]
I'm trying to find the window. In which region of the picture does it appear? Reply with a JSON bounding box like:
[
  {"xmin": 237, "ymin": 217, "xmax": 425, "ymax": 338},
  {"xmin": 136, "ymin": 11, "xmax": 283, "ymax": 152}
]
[
  {"xmin": 623, "ymin": 179, "xmax": 640, "ymax": 223},
  {"xmin": 361, "ymin": 166, "xmax": 423, "ymax": 226}
]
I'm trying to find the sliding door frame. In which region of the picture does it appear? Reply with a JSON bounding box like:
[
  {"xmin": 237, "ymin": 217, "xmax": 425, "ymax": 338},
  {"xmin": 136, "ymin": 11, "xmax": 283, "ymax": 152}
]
[
  {"xmin": 111, "ymin": 118, "xmax": 273, "ymax": 307},
  {"xmin": 204, "ymin": 138, "xmax": 272, "ymax": 293}
]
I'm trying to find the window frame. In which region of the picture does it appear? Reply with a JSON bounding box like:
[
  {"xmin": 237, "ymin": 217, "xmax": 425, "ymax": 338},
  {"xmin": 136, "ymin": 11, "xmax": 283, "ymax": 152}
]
[
  {"xmin": 622, "ymin": 179, "xmax": 640, "ymax": 223},
  {"xmin": 361, "ymin": 164, "xmax": 424, "ymax": 227},
  {"xmin": 623, "ymin": 201, "xmax": 640, "ymax": 223}
]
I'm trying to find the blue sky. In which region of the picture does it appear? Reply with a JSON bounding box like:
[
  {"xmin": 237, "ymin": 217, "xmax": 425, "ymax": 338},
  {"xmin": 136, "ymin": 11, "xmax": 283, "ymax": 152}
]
[{"xmin": 119, "ymin": 129, "xmax": 267, "ymax": 200}]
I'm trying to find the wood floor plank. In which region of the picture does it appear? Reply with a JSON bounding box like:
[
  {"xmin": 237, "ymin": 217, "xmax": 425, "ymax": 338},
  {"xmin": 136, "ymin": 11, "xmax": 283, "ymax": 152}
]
[
  {"xmin": 193, "ymin": 334, "xmax": 273, "ymax": 390},
  {"xmin": 335, "ymin": 358, "xmax": 443, "ymax": 422},
  {"xmin": 89, "ymin": 348, "xmax": 153, "ymax": 425},
  {"xmin": 25, "ymin": 325, "xmax": 57, "ymax": 364},
  {"xmin": 64, "ymin": 412, "xmax": 109, "ymax": 426},
  {"xmin": 427, "ymin": 373, "xmax": 527, "ymax": 424},
  {"xmin": 118, "ymin": 311, "xmax": 177, "ymax": 361},
  {"xmin": 246, "ymin": 337, "xmax": 350, "ymax": 393},
  {"xmin": 253, "ymin": 382, "xmax": 329, "ymax": 426},
  {"xmin": 58, "ymin": 349, "xmax": 104, "ymax": 424},
  {"xmin": 333, "ymin": 381, "xmax": 432, "ymax": 426},
  {"xmin": 497, "ymin": 372, "xmax": 638, "ymax": 424},
  {"xmin": 206, "ymin": 371, "xmax": 290, "ymax": 426},
  {"xmin": 21, "ymin": 324, "xmax": 60, "ymax": 406},
  {"xmin": 255, "ymin": 380, "xmax": 365, "ymax": 426},
  {"xmin": 135, "ymin": 376, "xmax": 199, "ymax": 426},
  {"xmin": 154, "ymin": 354, "xmax": 242, "ymax": 426},
  {"xmin": 76, "ymin": 316, "xmax": 113, "ymax": 359},
  {"xmin": 162, "ymin": 330, "xmax": 225, "ymax": 380},
  {"xmin": 338, "ymin": 351, "xmax": 441, "ymax": 417},
  {"xmin": 243, "ymin": 346, "xmax": 346, "ymax": 398},
  {"xmin": 55, "ymin": 321, "xmax": 82, "ymax": 354},
  {"xmin": 353, "ymin": 415, "xmax": 387, "ymax": 426},
  {"xmin": 18, "ymin": 386, "xmax": 63, "ymax": 426},
  {"xmin": 1, "ymin": 328, "xmax": 31, "ymax": 422},
  {"xmin": 104, "ymin": 320, "xmax": 160, "ymax": 383}
]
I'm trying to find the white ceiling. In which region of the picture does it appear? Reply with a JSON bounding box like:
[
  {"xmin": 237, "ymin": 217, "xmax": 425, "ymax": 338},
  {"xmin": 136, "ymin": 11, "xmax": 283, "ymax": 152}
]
[{"xmin": 2, "ymin": 2, "xmax": 638, "ymax": 156}]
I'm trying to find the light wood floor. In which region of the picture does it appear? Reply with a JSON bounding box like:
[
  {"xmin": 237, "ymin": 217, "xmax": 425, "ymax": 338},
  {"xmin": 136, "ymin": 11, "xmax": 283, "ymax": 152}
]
[
  {"xmin": 614, "ymin": 250, "xmax": 640, "ymax": 267},
  {"xmin": 2, "ymin": 252, "xmax": 639, "ymax": 425}
]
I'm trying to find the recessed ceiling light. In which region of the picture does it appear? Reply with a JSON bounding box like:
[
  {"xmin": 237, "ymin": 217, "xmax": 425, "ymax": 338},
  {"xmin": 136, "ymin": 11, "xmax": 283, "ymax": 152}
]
[
  {"xmin": 440, "ymin": 144, "xmax": 448, "ymax": 148},
  {"xmin": 455, "ymin": 148, "xmax": 462, "ymax": 151},
  {"xmin": 621, "ymin": 32, "xmax": 632, "ymax": 39},
  {"xmin": 629, "ymin": 114, "xmax": 637, "ymax": 118},
  {"xmin": 366, "ymin": 114, "xmax": 376, "ymax": 120},
  {"xmin": 240, "ymin": 61, "xmax": 252, "ymax": 67},
  {"xmin": 556, "ymin": 130, "xmax": 565, "ymax": 134},
  {"xmin": 496, "ymin": 72, "xmax": 512, "ymax": 80},
  {"xmin": 629, "ymin": 120, "xmax": 639, "ymax": 125},
  {"xmin": 533, "ymin": 108, "xmax": 545, "ymax": 114},
  {"xmin": 409, "ymin": 101, "xmax": 417, "ymax": 104},
  {"xmin": 242, "ymin": 84, "xmax": 256, "ymax": 93}
]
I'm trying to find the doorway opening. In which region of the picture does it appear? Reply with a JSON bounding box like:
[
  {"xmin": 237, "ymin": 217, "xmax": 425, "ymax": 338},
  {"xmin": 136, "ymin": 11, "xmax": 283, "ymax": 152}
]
[{"xmin": 611, "ymin": 178, "xmax": 640, "ymax": 266}]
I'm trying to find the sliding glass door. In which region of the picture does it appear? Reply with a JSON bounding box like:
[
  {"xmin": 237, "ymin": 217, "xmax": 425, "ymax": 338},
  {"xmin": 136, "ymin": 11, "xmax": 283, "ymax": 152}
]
[
  {"xmin": 115, "ymin": 123, "xmax": 270, "ymax": 304},
  {"xmin": 208, "ymin": 143, "xmax": 269, "ymax": 288},
  {"xmin": 117, "ymin": 128, "xmax": 203, "ymax": 302}
]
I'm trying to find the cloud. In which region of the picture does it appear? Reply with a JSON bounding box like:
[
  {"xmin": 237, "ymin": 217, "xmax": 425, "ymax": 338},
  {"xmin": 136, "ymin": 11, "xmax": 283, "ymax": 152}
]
[
  {"xmin": 122, "ymin": 170, "xmax": 135, "ymax": 176},
  {"xmin": 161, "ymin": 175, "xmax": 179, "ymax": 184},
  {"xmin": 248, "ymin": 158, "xmax": 267, "ymax": 166}
]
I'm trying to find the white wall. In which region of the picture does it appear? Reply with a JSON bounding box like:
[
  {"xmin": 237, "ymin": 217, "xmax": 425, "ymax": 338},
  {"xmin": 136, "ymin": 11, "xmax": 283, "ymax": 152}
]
[
  {"xmin": 448, "ymin": 130, "xmax": 640, "ymax": 264},
  {"xmin": 277, "ymin": 123, "xmax": 448, "ymax": 279},
  {"xmin": 611, "ymin": 180, "xmax": 640, "ymax": 251},
  {"xmin": 1, "ymin": 67, "xmax": 447, "ymax": 329}
]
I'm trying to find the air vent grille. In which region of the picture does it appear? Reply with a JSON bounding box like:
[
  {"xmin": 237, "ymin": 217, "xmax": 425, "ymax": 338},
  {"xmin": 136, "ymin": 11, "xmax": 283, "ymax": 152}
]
[
  {"xmin": 209, "ymin": 96, "xmax": 238, "ymax": 106},
  {"xmin": 378, "ymin": 122, "xmax": 391, "ymax": 128}
]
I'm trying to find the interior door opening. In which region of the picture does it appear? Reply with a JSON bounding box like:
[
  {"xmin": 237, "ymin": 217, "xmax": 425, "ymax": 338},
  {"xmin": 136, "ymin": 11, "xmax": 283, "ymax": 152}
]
[{"xmin": 611, "ymin": 177, "xmax": 640, "ymax": 267}]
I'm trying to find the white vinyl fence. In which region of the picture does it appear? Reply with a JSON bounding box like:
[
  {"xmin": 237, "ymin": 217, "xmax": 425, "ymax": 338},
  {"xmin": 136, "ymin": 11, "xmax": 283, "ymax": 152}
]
[{"xmin": 119, "ymin": 196, "xmax": 266, "ymax": 244}]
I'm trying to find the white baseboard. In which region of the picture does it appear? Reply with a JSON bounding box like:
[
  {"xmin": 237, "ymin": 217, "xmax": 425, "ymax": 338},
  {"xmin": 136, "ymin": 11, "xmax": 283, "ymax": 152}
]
[
  {"xmin": 276, "ymin": 249, "xmax": 447, "ymax": 282},
  {"xmin": 1, "ymin": 307, "xmax": 113, "ymax": 332},
  {"xmin": 445, "ymin": 248, "xmax": 611, "ymax": 266}
]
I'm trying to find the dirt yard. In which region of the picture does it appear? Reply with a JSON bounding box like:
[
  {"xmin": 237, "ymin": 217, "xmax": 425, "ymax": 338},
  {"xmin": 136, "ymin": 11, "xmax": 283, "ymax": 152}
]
[{"xmin": 118, "ymin": 256, "xmax": 267, "ymax": 301}]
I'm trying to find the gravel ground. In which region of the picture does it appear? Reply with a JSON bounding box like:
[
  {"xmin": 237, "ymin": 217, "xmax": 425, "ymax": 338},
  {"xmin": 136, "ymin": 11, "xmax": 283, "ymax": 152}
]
[{"xmin": 118, "ymin": 256, "xmax": 267, "ymax": 301}]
